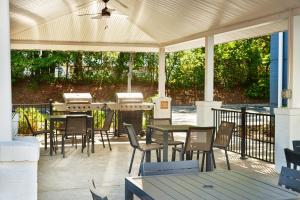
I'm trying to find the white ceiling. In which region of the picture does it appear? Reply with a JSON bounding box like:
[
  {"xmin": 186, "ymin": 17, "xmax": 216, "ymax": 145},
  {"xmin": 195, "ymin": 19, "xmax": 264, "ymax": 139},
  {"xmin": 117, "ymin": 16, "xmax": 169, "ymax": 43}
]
[{"xmin": 10, "ymin": 0, "xmax": 300, "ymax": 52}]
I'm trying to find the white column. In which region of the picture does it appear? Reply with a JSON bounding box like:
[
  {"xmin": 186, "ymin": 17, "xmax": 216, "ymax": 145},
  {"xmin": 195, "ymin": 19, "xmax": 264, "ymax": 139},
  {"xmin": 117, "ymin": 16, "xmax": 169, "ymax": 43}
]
[
  {"xmin": 288, "ymin": 15, "xmax": 300, "ymax": 108},
  {"xmin": 158, "ymin": 47, "xmax": 166, "ymax": 98},
  {"xmin": 205, "ymin": 35, "xmax": 214, "ymax": 101},
  {"xmin": 196, "ymin": 35, "xmax": 222, "ymax": 126},
  {"xmin": 0, "ymin": 0, "xmax": 12, "ymax": 141},
  {"xmin": 274, "ymin": 15, "xmax": 300, "ymax": 172}
]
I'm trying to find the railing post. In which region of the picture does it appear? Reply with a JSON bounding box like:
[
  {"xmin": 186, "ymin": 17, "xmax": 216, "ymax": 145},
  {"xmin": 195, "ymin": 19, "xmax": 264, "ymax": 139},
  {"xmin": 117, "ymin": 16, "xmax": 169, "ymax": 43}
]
[
  {"xmin": 240, "ymin": 107, "xmax": 247, "ymax": 160},
  {"xmin": 49, "ymin": 99, "xmax": 53, "ymax": 115}
]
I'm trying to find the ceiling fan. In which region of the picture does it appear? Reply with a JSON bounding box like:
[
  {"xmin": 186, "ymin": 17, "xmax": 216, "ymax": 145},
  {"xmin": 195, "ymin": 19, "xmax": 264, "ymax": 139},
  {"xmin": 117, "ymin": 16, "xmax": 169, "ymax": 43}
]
[{"xmin": 78, "ymin": 0, "xmax": 126, "ymax": 19}]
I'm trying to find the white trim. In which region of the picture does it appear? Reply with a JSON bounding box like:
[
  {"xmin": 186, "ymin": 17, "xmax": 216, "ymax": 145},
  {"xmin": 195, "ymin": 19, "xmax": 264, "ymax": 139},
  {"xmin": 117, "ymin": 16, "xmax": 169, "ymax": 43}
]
[
  {"xmin": 278, "ymin": 32, "xmax": 283, "ymax": 107},
  {"xmin": 162, "ymin": 7, "xmax": 300, "ymax": 47}
]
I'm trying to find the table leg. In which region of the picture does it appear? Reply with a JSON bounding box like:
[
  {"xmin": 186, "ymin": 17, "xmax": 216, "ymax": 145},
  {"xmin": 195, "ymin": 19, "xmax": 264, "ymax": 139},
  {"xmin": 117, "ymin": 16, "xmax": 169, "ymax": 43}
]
[
  {"xmin": 205, "ymin": 151, "xmax": 214, "ymax": 171},
  {"xmin": 91, "ymin": 119, "xmax": 95, "ymax": 153},
  {"xmin": 125, "ymin": 182, "xmax": 134, "ymax": 200},
  {"xmin": 145, "ymin": 127, "xmax": 152, "ymax": 162},
  {"xmin": 163, "ymin": 130, "xmax": 168, "ymax": 162},
  {"xmin": 50, "ymin": 120, "xmax": 54, "ymax": 156}
]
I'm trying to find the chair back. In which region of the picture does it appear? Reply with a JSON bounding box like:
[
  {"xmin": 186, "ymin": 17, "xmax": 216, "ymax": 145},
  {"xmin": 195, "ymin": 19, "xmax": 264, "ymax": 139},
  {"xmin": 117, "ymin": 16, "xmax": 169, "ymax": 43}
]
[
  {"xmin": 123, "ymin": 123, "xmax": 140, "ymax": 148},
  {"xmin": 214, "ymin": 121, "xmax": 235, "ymax": 148},
  {"xmin": 90, "ymin": 179, "xmax": 108, "ymax": 200},
  {"xmin": 284, "ymin": 148, "xmax": 300, "ymax": 170},
  {"xmin": 141, "ymin": 160, "xmax": 199, "ymax": 176},
  {"xmin": 293, "ymin": 140, "xmax": 300, "ymax": 153},
  {"xmin": 65, "ymin": 115, "xmax": 87, "ymax": 136},
  {"xmin": 24, "ymin": 114, "xmax": 35, "ymax": 135},
  {"xmin": 184, "ymin": 127, "xmax": 215, "ymax": 152},
  {"xmin": 102, "ymin": 110, "xmax": 114, "ymax": 131},
  {"xmin": 150, "ymin": 118, "xmax": 173, "ymax": 142},
  {"xmin": 278, "ymin": 166, "xmax": 300, "ymax": 193}
]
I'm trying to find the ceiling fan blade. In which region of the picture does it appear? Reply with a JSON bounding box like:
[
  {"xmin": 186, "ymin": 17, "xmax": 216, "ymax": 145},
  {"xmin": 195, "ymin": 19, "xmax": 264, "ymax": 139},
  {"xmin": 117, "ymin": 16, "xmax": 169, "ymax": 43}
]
[
  {"xmin": 107, "ymin": 8, "xmax": 116, "ymax": 12},
  {"xmin": 91, "ymin": 15, "xmax": 103, "ymax": 19},
  {"xmin": 78, "ymin": 13, "xmax": 100, "ymax": 16}
]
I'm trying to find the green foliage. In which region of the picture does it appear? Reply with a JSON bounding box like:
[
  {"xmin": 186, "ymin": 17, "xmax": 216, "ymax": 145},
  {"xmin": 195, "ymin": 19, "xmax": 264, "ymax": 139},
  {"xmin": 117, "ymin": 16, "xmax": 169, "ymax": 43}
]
[
  {"xmin": 16, "ymin": 107, "xmax": 46, "ymax": 135},
  {"xmin": 11, "ymin": 35, "xmax": 270, "ymax": 100}
]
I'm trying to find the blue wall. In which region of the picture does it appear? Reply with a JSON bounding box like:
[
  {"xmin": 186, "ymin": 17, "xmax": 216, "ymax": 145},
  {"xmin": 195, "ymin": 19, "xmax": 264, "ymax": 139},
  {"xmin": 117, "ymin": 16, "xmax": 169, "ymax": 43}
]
[{"xmin": 270, "ymin": 32, "xmax": 288, "ymax": 113}]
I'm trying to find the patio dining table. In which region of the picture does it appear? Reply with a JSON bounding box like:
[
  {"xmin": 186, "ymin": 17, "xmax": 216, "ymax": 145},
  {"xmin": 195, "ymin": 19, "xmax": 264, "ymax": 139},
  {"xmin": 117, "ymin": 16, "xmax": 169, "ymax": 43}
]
[
  {"xmin": 146, "ymin": 124, "xmax": 214, "ymax": 171},
  {"xmin": 125, "ymin": 170, "xmax": 300, "ymax": 200},
  {"xmin": 48, "ymin": 114, "xmax": 94, "ymax": 156}
]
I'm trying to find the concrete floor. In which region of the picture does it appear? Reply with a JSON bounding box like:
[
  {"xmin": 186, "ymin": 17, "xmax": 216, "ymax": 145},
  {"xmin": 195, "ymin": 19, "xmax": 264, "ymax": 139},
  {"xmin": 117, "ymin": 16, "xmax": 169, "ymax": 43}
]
[{"xmin": 38, "ymin": 137, "xmax": 278, "ymax": 200}]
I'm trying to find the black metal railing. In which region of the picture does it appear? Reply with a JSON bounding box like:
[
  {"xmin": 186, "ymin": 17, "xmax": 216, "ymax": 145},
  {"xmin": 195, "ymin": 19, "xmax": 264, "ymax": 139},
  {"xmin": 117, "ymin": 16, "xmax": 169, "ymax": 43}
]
[
  {"xmin": 213, "ymin": 107, "xmax": 275, "ymax": 163},
  {"xmin": 13, "ymin": 103, "xmax": 153, "ymax": 136}
]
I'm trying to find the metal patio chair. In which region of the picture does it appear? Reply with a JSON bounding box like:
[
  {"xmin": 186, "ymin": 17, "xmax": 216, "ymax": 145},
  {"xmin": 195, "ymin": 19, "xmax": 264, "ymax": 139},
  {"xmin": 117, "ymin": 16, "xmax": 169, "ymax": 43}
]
[
  {"xmin": 150, "ymin": 118, "xmax": 184, "ymax": 162},
  {"xmin": 284, "ymin": 148, "xmax": 300, "ymax": 170},
  {"xmin": 123, "ymin": 123, "xmax": 162, "ymax": 176},
  {"xmin": 141, "ymin": 160, "xmax": 199, "ymax": 176},
  {"xmin": 90, "ymin": 179, "xmax": 108, "ymax": 200},
  {"xmin": 173, "ymin": 127, "xmax": 215, "ymax": 171},
  {"xmin": 278, "ymin": 166, "xmax": 300, "ymax": 193},
  {"xmin": 94, "ymin": 109, "xmax": 114, "ymax": 151},
  {"xmin": 293, "ymin": 140, "xmax": 300, "ymax": 153},
  {"xmin": 24, "ymin": 114, "xmax": 51, "ymax": 150},
  {"xmin": 212, "ymin": 121, "xmax": 235, "ymax": 170},
  {"xmin": 62, "ymin": 115, "xmax": 91, "ymax": 157}
]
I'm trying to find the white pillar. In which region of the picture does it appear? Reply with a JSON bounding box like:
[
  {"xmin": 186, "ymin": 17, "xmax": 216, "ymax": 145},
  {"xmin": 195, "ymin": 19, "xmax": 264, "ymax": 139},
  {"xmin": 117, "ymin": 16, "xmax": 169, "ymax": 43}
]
[
  {"xmin": 196, "ymin": 35, "xmax": 222, "ymax": 126},
  {"xmin": 0, "ymin": 0, "xmax": 12, "ymax": 141},
  {"xmin": 275, "ymin": 15, "xmax": 300, "ymax": 172},
  {"xmin": 205, "ymin": 35, "xmax": 214, "ymax": 101},
  {"xmin": 0, "ymin": 2, "xmax": 40, "ymax": 199},
  {"xmin": 153, "ymin": 47, "xmax": 171, "ymax": 119},
  {"xmin": 288, "ymin": 15, "xmax": 300, "ymax": 108},
  {"xmin": 158, "ymin": 47, "xmax": 166, "ymax": 98}
]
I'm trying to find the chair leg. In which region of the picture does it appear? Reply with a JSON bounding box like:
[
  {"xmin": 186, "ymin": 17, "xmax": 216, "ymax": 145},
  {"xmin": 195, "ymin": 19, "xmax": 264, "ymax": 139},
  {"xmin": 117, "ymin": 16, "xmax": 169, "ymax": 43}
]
[
  {"xmin": 105, "ymin": 131, "xmax": 112, "ymax": 151},
  {"xmin": 201, "ymin": 152, "xmax": 205, "ymax": 172},
  {"xmin": 129, "ymin": 148, "xmax": 136, "ymax": 174},
  {"xmin": 62, "ymin": 133, "xmax": 65, "ymax": 158},
  {"xmin": 138, "ymin": 151, "xmax": 146, "ymax": 176},
  {"xmin": 100, "ymin": 131, "xmax": 105, "ymax": 148},
  {"xmin": 156, "ymin": 149, "xmax": 161, "ymax": 162},
  {"xmin": 87, "ymin": 133, "xmax": 90, "ymax": 157},
  {"xmin": 171, "ymin": 145, "xmax": 176, "ymax": 161},
  {"xmin": 44, "ymin": 133, "xmax": 47, "ymax": 150},
  {"xmin": 197, "ymin": 151, "xmax": 200, "ymax": 160},
  {"xmin": 225, "ymin": 149, "xmax": 231, "ymax": 170},
  {"xmin": 180, "ymin": 150, "xmax": 184, "ymax": 161},
  {"xmin": 212, "ymin": 149, "xmax": 216, "ymax": 168}
]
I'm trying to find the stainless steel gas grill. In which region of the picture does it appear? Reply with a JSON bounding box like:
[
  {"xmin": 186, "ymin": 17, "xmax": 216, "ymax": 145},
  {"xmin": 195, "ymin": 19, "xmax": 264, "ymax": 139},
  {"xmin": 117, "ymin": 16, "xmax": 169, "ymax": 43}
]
[
  {"xmin": 52, "ymin": 92, "xmax": 153, "ymax": 135},
  {"xmin": 115, "ymin": 93, "xmax": 153, "ymax": 135},
  {"xmin": 52, "ymin": 93, "xmax": 105, "ymax": 112}
]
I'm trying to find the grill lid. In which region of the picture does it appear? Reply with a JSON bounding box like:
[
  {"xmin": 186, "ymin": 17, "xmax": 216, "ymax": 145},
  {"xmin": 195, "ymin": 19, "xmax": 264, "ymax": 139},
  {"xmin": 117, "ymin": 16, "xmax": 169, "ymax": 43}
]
[
  {"xmin": 116, "ymin": 92, "xmax": 143, "ymax": 103},
  {"xmin": 63, "ymin": 93, "xmax": 92, "ymax": 104}
]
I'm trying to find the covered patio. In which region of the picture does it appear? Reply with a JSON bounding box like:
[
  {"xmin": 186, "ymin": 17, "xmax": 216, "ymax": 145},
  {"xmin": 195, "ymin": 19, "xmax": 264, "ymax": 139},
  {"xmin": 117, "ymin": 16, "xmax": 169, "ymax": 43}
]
[
  {"xmin": 1, "ymin": 0, "xmax": 300, "ymax": 199},
  {"xmin": 38, "ymin": 141, "xmax": 277, "ymax": 200}
]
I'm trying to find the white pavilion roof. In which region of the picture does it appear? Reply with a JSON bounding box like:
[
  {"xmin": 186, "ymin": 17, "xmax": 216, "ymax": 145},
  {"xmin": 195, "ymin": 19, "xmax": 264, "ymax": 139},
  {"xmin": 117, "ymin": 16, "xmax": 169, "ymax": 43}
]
[{"xmin": 10, "ymin": 0, "xmax": 300, "ymax": 52}]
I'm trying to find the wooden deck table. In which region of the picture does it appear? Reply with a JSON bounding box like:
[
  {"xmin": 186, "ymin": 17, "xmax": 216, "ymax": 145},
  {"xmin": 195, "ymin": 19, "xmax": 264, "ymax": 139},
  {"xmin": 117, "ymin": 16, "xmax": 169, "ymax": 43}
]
[
  {"xmin": 146, "ymin": 124, "xmax": 214, "ymax": 171},
  {"xmin": 125, "ymin": 170, "xmax": 300, "ymax": 200},
  {"xmin": 48, "ymin": 114, "xmax": 94, "ymax": 156}
]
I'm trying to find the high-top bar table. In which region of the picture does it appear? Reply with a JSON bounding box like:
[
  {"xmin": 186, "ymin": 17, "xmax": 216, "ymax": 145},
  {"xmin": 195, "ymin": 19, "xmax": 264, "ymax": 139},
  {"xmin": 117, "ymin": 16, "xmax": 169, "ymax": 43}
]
[
  {"xmin": 49, "ymin": 114, "xmax": 94, "ymax": 156},
  {"xmin": 146, "ymin": 124, "xmax": 214, "ymax": 171},
  {"xmin": 125, "ymin": 170, "xmax": 300, "ymax": 200}
]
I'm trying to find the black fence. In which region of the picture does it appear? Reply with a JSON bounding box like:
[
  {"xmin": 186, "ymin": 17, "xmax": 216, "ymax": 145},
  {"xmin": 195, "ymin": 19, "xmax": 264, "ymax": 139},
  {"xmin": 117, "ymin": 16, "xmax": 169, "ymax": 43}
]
[
  {"xmin": 212, "ymin": 108, "xmax": 275, "ymax": 163},
  {"xmin": 13, "ymin": 103, "xmax": 152, "ymax": 136}
]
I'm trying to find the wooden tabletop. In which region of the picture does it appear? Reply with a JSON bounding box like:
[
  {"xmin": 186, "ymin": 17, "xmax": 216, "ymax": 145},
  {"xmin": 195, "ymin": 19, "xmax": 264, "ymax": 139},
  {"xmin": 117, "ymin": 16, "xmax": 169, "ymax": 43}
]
[{"xmin": 125, "ymin": 171, "xmax": 299, "ymax": 200}]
